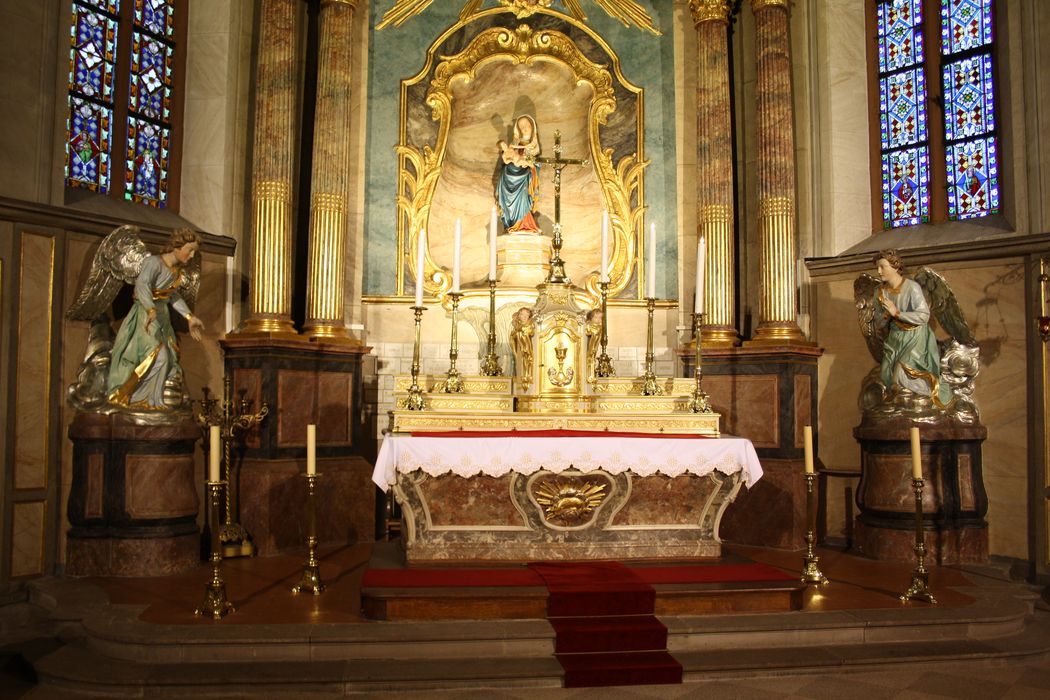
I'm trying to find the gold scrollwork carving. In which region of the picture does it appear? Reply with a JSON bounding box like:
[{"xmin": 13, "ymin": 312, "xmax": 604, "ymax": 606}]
[
  {"xmin": 689, "ymin": 0, "xmax": 732, "ymax": 26},
  {"xmin": 397, "ymin": 22, "xmax": 647, "ymax": 301}
]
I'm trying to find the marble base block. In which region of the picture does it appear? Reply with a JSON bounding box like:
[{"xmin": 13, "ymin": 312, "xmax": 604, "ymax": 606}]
[
  {"xmin": 853, "ymin": 519, "xmax": 988, "ymax": 565},
  {"xmin": 720, "ymin": 459, "xmax": 807, "ymax": 550},
  {"xmin": 66, "ymin": 533, "xmax": 198, "ymax": 577},
  {"xmin": 394, "ymin": 468, "xmax": 742, "ymax": 563}
]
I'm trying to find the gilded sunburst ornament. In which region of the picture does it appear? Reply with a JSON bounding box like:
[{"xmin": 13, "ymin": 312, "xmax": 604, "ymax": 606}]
[
  {"xmin": 377, "ymin": 0, "xmax": 661, "ymax": 35},
  {"xmin": 534, "ymin": 479, "xmax": 606, "ymax": 526}
]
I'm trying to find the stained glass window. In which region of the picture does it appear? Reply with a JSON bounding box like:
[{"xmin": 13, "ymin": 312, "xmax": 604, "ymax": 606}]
[
  {"xmin": 65, "ymin": 0, "xmax": 120, "ymax": 192},
  {"xmin": 64, "ymin": 0, "xmax": 180, "ymax": 208},
  {"xmin": 876, "ymin": 0, "xmax": 930, "ymax": 228},
  {"xmin": 942, "ymin": 0, "xmax": 999, "ymax": 220}
]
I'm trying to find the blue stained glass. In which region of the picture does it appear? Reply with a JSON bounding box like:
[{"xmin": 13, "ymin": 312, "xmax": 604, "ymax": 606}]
[
  {"xmin": 125, "ymin": 117, "xmax": 169, "ymax": 206},
  {"xmin": 129, "ymin": 31, "xmax": 172, "ymax": 120},
  {"xmin": 943, "ymin": 53, "xmax": 996, "ymax": 141},
  {"xmin": 70, "ymin": 7, "xmax": 118, "ymax": 99},
  {"xmin": 946, "ymin": 137, "xmax": 999, "ymax": 219},
  {"xmin": 881, "ymin": 147, "xmax": 931, "ymax": 228},
  {"xmin": 942, "ymin": 0, "xmax": 993, "ymax": 55},
  {"xmin": 880, "ymin": 68, "xmax": 927, "ymax": 150},
  {"xmin": 66, "ymin": 96, "xmax": 112, "ymax": 192},
  {"xmin": 135, "ymin": 0, "xmax": 174, "ymax": 39},
  {"xmin": 79, "ymin": 0, "xmax": 120, "ymax": 13},
  {"xmin": 878, "ymin": 0, "xmax": 924, "ymax": 73}
]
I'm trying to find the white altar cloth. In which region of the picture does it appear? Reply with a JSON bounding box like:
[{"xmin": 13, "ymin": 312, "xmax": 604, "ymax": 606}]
[{"xmin": 372, "ymin": 434, "xmax": 763, "ymax": 490}]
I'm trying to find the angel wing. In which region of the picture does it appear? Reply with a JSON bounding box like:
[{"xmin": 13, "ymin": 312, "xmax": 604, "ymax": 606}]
[
  {"xmin": 458, "ymin": 0, "xmax": 485, "ymax": 22},
  {"xmin": 561, "ymin": 0, "xmax": 587, "ymax": 21},
  {"xmin": 376, "ymin": 0, "xmax": 437, "ymax": 29},
  {"xmin": 913, "ymin": 267, "xmax": 976, "ymax": 346},
  {"xmin": 66, "ymin": 225, "xmax": 150, "ymax": 322},
  {"xmin": 177, "ymin": 249, "xmax": 202, "ymax": 311},
  {"xmin": 854, "ymin": 273, "xmax": 886, "ymax": 363}
]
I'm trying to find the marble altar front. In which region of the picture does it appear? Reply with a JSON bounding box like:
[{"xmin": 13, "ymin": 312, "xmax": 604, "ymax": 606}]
[{"xmin": 373, "ymin": 433, "xmax": 762, "ymax": 563}]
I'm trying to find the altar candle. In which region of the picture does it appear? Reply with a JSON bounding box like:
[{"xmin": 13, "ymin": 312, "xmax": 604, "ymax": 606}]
[
  {"xmin": 307, "ymin": 424, "xmax": 316, "ymax": 476},
  {"xmin": 452, "ymin": 218, "xmax": 461, "ymax": 293},
  {"xmin": 208, "ymin": 426, "xmax": 220, "ymax": 482},
  {"xmin": 646, "ymin": 222, "xmax": 656, "ymax": 299},
  {"xmin": 695, "ymin": 236, "xmax": 707, "ymax": 315},
  {"xmin": 803, "ymin": 425, "xmax": 814, "ymax": 474},
  {"xmin": 414, "ymin": 228, "xmax": 426, "ymax": 307},
  {"xmin": 489, "ymin": 206, "xmax": 498, "ymax": 281},
  {"xmin": 599, "ymin": 210, "xmax": 610, "ymax": 283},
  {"xmin": 910, "ymin": 426, "xmax": 923, "ymax": 480}
]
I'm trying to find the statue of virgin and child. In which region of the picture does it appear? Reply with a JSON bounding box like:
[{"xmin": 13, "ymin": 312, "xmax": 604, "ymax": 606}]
[
  {"xmin": 67, "ymin": 225, "xmax": 205, "ymax": 419},
  {"xmin": 496, "ymin": 114, "xmax": 542, "ymax": 233}
]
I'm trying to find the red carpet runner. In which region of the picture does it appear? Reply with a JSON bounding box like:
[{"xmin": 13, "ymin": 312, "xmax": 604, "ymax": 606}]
[{"xmin": 528, "ymin": 561, "xmax": 682, "ymax": 688}]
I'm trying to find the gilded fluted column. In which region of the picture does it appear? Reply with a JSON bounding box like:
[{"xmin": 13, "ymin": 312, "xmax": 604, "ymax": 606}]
[
  {"xmin": 690, "ymin": 0, "xmax": 739, "ymax": 347},
  {"xmin": 241, "ymin": 0, "xmax": 298, "ymax": 336},
  {"xmin": 749, "ymin": 0, "xmax": 808, "ymax": 344},
  {"xmin": 304, "ymin": 0, "xmax": 358, "ymax": 341}
]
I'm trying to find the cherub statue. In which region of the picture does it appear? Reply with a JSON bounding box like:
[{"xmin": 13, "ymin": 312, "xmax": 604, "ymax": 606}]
[
  {"xmin": 854, "ymin": 249, "xmax": 979, "ymax": 424},
  {"xmin": 67, "ymin": 225, "xmax": 204, "ymax": 417},
  {"xmin": 510, "ymin": 306, "xmax": 535, "ymax": 390}
]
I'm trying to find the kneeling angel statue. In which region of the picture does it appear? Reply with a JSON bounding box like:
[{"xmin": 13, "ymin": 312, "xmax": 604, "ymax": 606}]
[
  {"xmin": 854, "ymin": 249, "xmax": 980, "ymax": 424},
  {"xmin": 67, "ymin": 225, "xmax": 203, "ymax": 417}
]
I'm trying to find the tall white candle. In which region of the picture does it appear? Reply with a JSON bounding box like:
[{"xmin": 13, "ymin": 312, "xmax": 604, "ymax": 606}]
[
  {"xmin": 600, "ymin": 210, "xmax": 609, "ymax": 283},
  {"xmin": 209, "ymin": 426, "xmax": 220, "ymax": 482},
  {"xmin": 695, "ymin": 236, "xmax": 707, "ymax": 315},
  {"xmin": 414, "ymin": 228, "xmax": 426, "ymax": 307},
  {"xmin": 910, "ymin": 426, "xmax": 922, "ymax": 480},
  {"xmin": 489, "ymin": 206, "xmax": 498, "ymax": 281},
  {"xmin": 646, "ymin": 222, "xmax": 656, "ymax": 299},
  {"xmin": 306, "ymin": 424, "xmax": 316, "ymax": 476},
  {"xmin": 803, "ymin": 425, "xmax": 814, "ymax": 474},
  {"xmin": 452, "ymin": 218, "xmax": 461, "ymax": 293}
]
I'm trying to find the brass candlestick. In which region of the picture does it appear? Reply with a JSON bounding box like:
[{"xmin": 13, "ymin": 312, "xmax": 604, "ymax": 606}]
[
  {"xmin": 479, "ymin": 279, "xmax": 502, "ymax": 376},
  {"xmin": 194, "ymin": 376, "xmax": 269, "ymax": 558},
  {"xmin": 292, "ymin": 472, "xmax": 325, "ymax": 595},
  {"xmin": 641, "ymin": 297, "xmax": 663, "ymax": 395},
  {"xmin": 594, "ymin": 281, "xmax": 615, "ymax": 378},
  {"xmin": 441, "ymin": 292, "xmax": 464, "ymax": 393},
  {"xmin": 801, "ymin": 472, "xmax": 829, "ymax": 585},
  {"xmin": 689, "ymin": 311, "xmax": 712, "ymax": 413},
  {"xmin": 195, "ymin": 480, "xmax": 234, "ymax": 620},
  {"xmin": 901, "ymin": 477, "xmax": 937, "ymax": 603},
  {"xmin": 406, "ymin": 306, "xmax": 426, "ymax": 410}
]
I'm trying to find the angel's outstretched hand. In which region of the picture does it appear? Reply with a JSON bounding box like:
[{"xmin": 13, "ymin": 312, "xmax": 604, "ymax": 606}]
[{"xmin": 189, "ymin": 316, "xmax": 205, "ymax": 342}]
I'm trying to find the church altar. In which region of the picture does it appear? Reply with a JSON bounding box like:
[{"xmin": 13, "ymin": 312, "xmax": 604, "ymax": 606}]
[{"xmin": 374, "ymin": 431, "xmax": 762, "ymax": 563}]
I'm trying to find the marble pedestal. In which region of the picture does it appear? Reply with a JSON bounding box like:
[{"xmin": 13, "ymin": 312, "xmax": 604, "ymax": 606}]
[
  {"xmin": 853, "ymin": 419, "xmax": 989, "ymax": 564},
  {"xmin": 66, "ymin": 412, "xmax": 200, "ymax": 577},
  {"xmin": 680, "ymin": 345, "xmax": 822, "ymax": 550},
  {"xmin": 395, "ymin": 468, "xmax": 742, "ymax": 563},
  {"xmin": 222, "ymin": 336, "xmax": 375, "ymax": 556}
]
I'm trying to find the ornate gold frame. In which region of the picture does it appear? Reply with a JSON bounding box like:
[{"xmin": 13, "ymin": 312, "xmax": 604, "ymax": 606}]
[{"xmin": 396, "ymin": 8, "xmax": 647, "ymax": 303}]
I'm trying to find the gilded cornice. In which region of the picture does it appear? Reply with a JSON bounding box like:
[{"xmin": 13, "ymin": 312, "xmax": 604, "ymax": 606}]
[
  {"xmin": 689, "ymin": 0, "xmax": 732, "ymax": 26},
  {"xmin": 321, "ymin": 0, "xmax": 358, "ymax": 8},
  {"xmin": 750, "ymin": 0, "xmax": 791, "ymax": 13}
]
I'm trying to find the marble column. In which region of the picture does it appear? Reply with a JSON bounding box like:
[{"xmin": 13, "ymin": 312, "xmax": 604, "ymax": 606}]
[
  {"xmin": 304, "ymin": 0, "xmax": 358, "ymax": 341},
  {"xmin": 240, "ymin": 0, "xmax": 298, "ymax": 336},
  {"xmin": 749, "ymin": 0, "xmax": 807, "ymax": 345},
  {"xmin": 690, "ymin": 0, "xmax": 739, "ymax": 347}
]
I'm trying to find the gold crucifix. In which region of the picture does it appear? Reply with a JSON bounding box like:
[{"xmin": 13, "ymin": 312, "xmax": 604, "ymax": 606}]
[{"xmin": 536, "ymin": 130, "xmax": 589, "ymax": 284}]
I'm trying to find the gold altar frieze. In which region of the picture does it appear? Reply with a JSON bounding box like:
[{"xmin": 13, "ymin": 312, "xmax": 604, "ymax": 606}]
[
  {"xmin": 394, "ymin": 395, "xmax": 514, "ymax": 413},
  {"xmin": 590, "ymin": 377, "xmax": 695, "ymax": 395},
  {"xmin": 592, "ymin": 397, "xmax": 694, "ymax": 413},
  {"xmin": 394, "ymin": 375, "xmax": 514, "ymax": 394},
  {"xmin": 391, "ymin": 410, "xmax": 720, "ymax": 436}
]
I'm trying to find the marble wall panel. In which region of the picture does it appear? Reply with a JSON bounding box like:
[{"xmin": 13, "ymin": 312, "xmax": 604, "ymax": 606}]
[
  {"xmin": 277, "ymin": 370, "xmax": 317, "ymax": 448},
  {"xmin": 84, "ymin": 452, "xmax": 104, "ymax": 520},
  {"xmin": 0, "ymin": 1, "xmax": 50, "ymax": 203},
  {"xmin": 611, "ymin": 474, "xmax": 716, "ymax": 527},
  {"xmin": 14, "ymin": 232, "xmax": 54, "ymax": 491},
  {"xmin": 317, "ymin": 372, "xmax": 353, "ymax": 445},
  {"xmin": 10, "ymin": 501, "xmax": 44, "ymax": 578},
  {"xmin": 233, "ymin": 368, "xmax": 263, "ymax": 449},
  {"xmin": 704, "ymin": 375, "xmax": 779, "ymax": 448},
  {"xmin": 124, "ymin": 454, "xmax": 198, "ymax": 520},
  {"xmin": 794, "ymin": 374, "xmax": 811, "ymax": 449}
]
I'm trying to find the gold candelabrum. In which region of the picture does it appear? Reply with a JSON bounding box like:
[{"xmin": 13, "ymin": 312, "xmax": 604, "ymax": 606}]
[
  {"xmin": 901, "ymin": 477, "xmax": 937, "ymax": 603},
  {"xmin": 195, "ymin": 480, "xmax": 235, "ymax": 619},
  {"xmin": 479, "ymin": 279, "xmax": 503, "ymax": 376},
  {"xmin": 594, "ymin": 281, "xmax": 615, "ymax": 378},
  {"xmin": 641, "ymin": 297, "xmax": 663, "ymax": 396},
  {"xmin": 801, "ymin": 472, "xmax": 829, "ymax": 585},
  {"xmin": 194, "ymin": 376, "xmax": 269, "ymax": 557},
  {"xmin": 689, "ymin": 311, "xmax": 712, "ymax": 413},
  {"xmin": 292, "ymin": 472, "xmax": 325, "ymax": 595},
  {"xmin": 406, "ymin": 305, "xmax": 427, "ymax": 410},
  {"xmin": 442, "ymin": 292, "xmax": 464, "ymax": 393}
]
